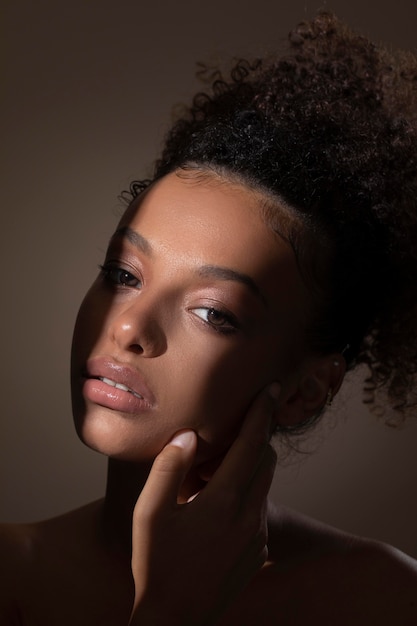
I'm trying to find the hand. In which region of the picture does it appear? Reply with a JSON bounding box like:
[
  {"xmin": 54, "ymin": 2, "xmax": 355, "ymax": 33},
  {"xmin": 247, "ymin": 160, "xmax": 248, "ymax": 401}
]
[{"xmin": 129, "ymin": 383, "xmax": 279, "ymax": 626}]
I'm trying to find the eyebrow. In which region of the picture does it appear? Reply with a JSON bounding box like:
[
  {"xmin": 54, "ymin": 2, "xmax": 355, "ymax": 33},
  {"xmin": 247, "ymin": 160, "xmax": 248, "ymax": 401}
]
[
  {"xmin": 110, "ymin": 226, "xmax": 267, "ymax": 306},
  {"xmin": 197, "ymin": 265, "xmax": 267, "ymax": 307},
  {"xmin": 110, "ymin": 226, "xmax": 153, "ymax": 256}
]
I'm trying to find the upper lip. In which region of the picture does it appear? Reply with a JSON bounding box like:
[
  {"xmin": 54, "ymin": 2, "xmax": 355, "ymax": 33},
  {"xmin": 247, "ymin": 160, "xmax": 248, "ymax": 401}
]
[{"xmin": 84, "ymin": 357, "xmax": 156, "ymax": 405}]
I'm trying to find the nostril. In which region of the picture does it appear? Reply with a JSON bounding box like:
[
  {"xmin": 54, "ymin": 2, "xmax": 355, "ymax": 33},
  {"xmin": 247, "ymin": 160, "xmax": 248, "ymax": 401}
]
[
  {"xmin": 110, "ymin": 304, "xmax": 167, "ymax": 357},
  {"xmin": 128, "ymin": 343, "xmax": 144, "ymax": 355}
]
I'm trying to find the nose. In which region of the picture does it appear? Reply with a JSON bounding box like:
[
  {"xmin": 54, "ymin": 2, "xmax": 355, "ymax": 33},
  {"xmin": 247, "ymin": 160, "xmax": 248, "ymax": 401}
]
[{"xmin": 109, "ymin": 297, "xmax": 167, "ymax": 357}]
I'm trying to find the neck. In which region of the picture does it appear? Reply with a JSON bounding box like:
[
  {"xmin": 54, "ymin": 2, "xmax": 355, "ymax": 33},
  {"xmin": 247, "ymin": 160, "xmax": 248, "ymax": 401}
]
[{"xmin": 101, "ymin": 457, "xmax": 152, "ymax": 553}]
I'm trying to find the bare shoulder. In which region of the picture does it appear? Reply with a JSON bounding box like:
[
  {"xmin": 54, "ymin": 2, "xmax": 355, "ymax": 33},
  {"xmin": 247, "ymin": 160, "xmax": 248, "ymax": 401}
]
[
  {"xmin": 272, "ymin": 506, "xmax": 417, "ymax": 624},
  {"xmin": 0, "ymin": 502, "xmax": 104, "ymax": 626},
  {"xmin": 221, "ymin": 505, "xmax": 417, "ymax": 626},
  {"xmin": 0, "ymin": 501, "xmax": 101, "ymax": 559},
  {"xmin": 297, "ymin": 534, "xmax": 417, "ymax": 624}
]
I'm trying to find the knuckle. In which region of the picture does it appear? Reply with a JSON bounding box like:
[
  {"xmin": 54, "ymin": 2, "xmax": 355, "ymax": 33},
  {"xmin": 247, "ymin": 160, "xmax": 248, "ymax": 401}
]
[
  {"xmin": 153, "ymin": 445, "xmax": 184, "ymax": 473},
  {"xmin": 133, "ymin": 498, "xmax": 158, "ymax": 526}
]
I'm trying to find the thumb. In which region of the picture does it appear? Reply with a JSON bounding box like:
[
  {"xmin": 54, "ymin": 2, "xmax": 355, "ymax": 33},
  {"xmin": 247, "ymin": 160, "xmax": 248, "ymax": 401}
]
[{"xmin": 136, "ymin": 430, "xmax": 197, "ymax": 518}]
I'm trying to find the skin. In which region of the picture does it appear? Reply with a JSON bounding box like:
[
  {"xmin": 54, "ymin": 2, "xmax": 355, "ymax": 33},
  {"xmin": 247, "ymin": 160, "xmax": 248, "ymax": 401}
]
[
  {"xmin": 0, "ymin": 170, "xmax": 416, "ymax": 626},
  {"xmin": 71, "ymin": 169, "xmax": 312, "ymax": 467}
]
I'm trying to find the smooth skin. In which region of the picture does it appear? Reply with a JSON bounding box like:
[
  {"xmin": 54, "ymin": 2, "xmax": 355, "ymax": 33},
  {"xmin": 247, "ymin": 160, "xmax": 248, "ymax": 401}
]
[{"xmin": 1, "ymin": 171, "xmax": 416, "ymax": 625}]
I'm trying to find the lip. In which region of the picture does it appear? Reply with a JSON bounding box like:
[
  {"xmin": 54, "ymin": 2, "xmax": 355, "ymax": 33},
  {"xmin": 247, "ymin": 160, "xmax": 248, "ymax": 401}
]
[{"xmin": 81, "ymin": 356, "xmax": 156, "ymax": 414}]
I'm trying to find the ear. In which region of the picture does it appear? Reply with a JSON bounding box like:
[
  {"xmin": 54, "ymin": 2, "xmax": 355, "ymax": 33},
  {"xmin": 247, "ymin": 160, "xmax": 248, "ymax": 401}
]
[{"xmin": 274, "ymin": 354, "xmax": 346, "ymax": 428}]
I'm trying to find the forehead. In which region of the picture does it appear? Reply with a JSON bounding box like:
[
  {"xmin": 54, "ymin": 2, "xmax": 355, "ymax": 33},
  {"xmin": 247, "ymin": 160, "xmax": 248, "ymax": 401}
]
[{"xmin": 119, "ymin": 171, "xmax": 308, "ymax": 315}]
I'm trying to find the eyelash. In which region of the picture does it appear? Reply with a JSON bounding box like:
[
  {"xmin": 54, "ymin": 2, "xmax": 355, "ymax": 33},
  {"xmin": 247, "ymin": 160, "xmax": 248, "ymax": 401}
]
[
  {"xmin": 99, "ymin": 264, "xmax": 142, "ymax": 288},
  {"xmin": 99, "ymin": 264, "xmax": 239, "ymax": 335},
  {"xmin": 191, "ymin": 307, "xmax": 238, "ymax": 335}
]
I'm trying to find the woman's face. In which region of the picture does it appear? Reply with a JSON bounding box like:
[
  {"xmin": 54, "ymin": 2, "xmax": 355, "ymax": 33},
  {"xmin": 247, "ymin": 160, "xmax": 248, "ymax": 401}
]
[{"xmin": 71, "ymin": 171, "xmax": 309, "ymax": 466}]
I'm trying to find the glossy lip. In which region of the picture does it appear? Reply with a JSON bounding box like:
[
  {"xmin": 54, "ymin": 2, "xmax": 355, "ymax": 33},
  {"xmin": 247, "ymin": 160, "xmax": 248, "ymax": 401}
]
[{"xmin": 82, "ymin": 356, "xmax": 156, "ymax": 411}]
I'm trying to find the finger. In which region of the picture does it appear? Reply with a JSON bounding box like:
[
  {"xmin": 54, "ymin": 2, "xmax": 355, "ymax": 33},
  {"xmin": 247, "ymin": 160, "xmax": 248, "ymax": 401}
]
[
  {"xmin": 242, "ymin": 443, "xmax": 277, "ymax": 512},
  {"xmin": 208, "ymin": 383, "xmax": 280, "ymax": 496},
  {"xmin": 135, "ymin": 430, "xmax": 197, "ymax": 518}
]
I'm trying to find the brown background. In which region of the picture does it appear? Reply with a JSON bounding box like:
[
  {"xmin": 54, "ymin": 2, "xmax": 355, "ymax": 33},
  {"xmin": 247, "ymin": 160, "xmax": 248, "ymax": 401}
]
[{"xmin": 1, "ymin": 0, "xmax": 416, "ymax": 558}]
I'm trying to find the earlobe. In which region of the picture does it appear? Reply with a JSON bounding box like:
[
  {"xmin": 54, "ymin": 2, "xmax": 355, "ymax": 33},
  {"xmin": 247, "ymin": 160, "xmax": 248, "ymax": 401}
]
[{"xmin": 274, "ymin": 355, "xmax": 346, "ymax": 428}]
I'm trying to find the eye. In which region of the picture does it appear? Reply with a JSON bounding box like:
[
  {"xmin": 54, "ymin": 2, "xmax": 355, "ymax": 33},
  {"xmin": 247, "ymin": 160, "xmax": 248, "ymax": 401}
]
[
  {"xmin": 192, "ymin": 307, "xmax": 238, "ymax": 334},
  {"xmin": 99, "ymin": 264, "xmax": 142, "ymax": 288}
]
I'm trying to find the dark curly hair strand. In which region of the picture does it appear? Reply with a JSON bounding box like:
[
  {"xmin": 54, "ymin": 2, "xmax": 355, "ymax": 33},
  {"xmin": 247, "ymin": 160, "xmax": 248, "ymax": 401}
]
[{"xmin": 127, "ymin": 12, "xmax": 417, "ymax": 422}]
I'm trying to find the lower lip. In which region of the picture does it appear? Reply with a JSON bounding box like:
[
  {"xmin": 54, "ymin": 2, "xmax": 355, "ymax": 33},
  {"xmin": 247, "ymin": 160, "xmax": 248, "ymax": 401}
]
[{"xmin": 82, "ymin": 378, "xmax": 151, "ymax": 414}]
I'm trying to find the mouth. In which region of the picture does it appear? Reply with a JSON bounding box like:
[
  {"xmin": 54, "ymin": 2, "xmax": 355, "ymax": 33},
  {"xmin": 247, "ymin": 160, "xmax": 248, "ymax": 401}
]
[
  {"xmin": 81, "ymin": 356, "xmax": 156, "ymax": 409},
  {"xmin": 93, "ymin": 376, "xmax": 143, "ymax": 399}
]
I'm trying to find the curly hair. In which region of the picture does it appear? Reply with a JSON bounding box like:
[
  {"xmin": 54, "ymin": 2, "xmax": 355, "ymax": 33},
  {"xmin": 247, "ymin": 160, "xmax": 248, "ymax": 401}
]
[{"xmin": 128, "ymin": 12, "xmax": 417, "ymax": 421}]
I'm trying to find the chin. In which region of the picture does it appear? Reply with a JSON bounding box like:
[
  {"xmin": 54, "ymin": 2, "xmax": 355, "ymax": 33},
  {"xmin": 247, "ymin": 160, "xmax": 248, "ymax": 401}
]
[{"xmin": 73, "ymin": 408, "xmax": 163, "ymax": 463}]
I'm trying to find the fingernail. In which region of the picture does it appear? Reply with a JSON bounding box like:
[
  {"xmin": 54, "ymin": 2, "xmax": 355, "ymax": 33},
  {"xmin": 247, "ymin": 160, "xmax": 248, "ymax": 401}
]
[
  {"xmin": 267, "ymin": 382, "xmax": 281, "ymax": 401},
  {"xmin": 169, "ymin": 430, "xmax": 195, "ymax": 449}
]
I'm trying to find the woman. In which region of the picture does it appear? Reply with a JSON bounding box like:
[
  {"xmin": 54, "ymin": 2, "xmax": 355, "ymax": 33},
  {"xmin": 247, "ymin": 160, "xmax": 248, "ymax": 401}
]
[{"xmin": 1, "ymin": 12, "xmax": 416, "ymax": 625}]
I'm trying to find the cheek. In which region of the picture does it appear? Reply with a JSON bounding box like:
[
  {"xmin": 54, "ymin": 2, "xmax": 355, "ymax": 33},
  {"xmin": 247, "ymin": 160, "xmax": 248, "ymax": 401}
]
[{"xmin": 165, "ymin": 336, "xmax": 275, "ymax": 459}]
